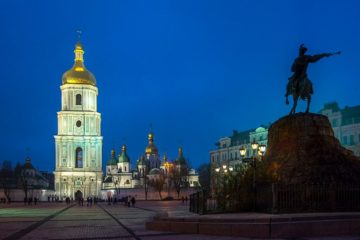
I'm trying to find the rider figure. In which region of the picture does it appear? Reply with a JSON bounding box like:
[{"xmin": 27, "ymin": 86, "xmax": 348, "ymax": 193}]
[
  {"xmin": 289, "ymin": 44, "xmax": 334, "ymax": 93},
  {"xmin": 286, "ymin": 44, "xmax": 340, "ymax": 104}
]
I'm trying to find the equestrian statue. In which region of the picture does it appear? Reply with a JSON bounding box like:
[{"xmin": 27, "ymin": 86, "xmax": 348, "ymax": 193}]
[{"xmin": 286, "ymin": 44, "xmax": 340, "ymax": 115}]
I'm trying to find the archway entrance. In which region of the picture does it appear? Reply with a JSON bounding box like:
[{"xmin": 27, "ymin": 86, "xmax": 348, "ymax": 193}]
[{"xmin": 75, "ymin": 190, "xmax": 83, "ymax": 200}]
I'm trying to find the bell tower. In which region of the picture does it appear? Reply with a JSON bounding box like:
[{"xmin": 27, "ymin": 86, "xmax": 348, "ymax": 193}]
[{"xmin": 54, "ymin": 39, "xmax": 103, "ymax": 199}]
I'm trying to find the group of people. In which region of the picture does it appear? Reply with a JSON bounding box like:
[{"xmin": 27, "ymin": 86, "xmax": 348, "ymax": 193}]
[
  {"xmin": 106, "ymin": 195, "xmax": 136, "ymax": 207},
  {"xmin": 47, "ymin": 195, "xmax": 59, "ymax": 202},
  {"xmin": 75, "ymin": 196, "xmax": 99, "ymax": 206},
  {"xmin": 24, "ymin": 197, "xmax": 38, "ymax": 205},
  {"xmin": 124, "ymin": 195, "xmax": 136, "ymax": 207}
]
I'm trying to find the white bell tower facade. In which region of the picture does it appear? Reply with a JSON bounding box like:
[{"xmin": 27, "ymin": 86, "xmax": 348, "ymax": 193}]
[{"xmin": 54, "ymin": 41, "xmax": 103, "ymax": 199}]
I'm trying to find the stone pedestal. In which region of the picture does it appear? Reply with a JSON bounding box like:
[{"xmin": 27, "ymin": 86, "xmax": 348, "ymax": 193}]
[{"xmin": 265, "ymin": 113, "xmax": 360, "ymax": 184}]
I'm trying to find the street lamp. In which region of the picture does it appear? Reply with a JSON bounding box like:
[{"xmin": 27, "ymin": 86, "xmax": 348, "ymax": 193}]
[
  {"xmin": 239, "ymin": 146, "xmax": 246, "ymax": 158},
  {"xmin": 251, "ymin": 139, "xmax": 259, "ymax": 151},
  {"xmin": 259, "ymin": 144, "xmax": 266, "ymax": 156}
]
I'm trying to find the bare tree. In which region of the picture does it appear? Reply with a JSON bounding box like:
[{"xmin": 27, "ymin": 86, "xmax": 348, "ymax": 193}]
[
  {"xmin": 149, "ymin": 174, "xmax": 166, "ymax": 200},
  {"xmin": 144, "ymin": 175, "xmax": 150, "ymax": 200},
  {"xmin": 198, "ymin": 163, "xmax": 211, "ymax": 192},
  {"xmin": 113, "ymin": 174, "xmax": 122, "ymax": 197},
  {"xmin": 14, "ymin": 162, "xmax": 29, "ymax": 201},
  {"xmin": 0, "ymin": 161, "xmax": 14, "ymax": 203},
  {"xmin": 171, "ymin": 165, "xmax": 189, "ymax": 199}
]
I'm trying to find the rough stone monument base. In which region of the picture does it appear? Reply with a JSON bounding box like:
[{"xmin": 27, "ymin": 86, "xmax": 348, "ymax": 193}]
[{"xmin": 265, "ymin": 113, "xmax": 360, "ymax": 185}]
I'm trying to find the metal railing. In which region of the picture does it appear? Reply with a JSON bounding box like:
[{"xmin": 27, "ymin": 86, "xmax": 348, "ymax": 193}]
[{"xmin": 190, "ymin": 184, "xmax": 360, "ymax": 214}]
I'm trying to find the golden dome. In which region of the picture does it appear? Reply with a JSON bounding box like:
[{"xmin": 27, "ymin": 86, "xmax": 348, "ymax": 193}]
[
  {"xmin": 145, "ymin": 131, "xmax": 158, "ymax": 155},
  {"xmin": 62, "ymin": 42, "xmax": 96, "ymax": 86},
  {"xmin": 145, "ymin": 143, "xmax": 158, "ymax": 155}
]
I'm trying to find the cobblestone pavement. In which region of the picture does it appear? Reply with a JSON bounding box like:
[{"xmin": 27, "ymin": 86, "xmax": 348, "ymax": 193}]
[{"xmin": 0, "ymin": 201, "xmax": 359, "ymax": 240}]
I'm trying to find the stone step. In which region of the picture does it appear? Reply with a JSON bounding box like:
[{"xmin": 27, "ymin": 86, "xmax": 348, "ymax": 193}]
[{"xmin": 146, "ymin": 214, "xmax": 360, "ymax": 238}]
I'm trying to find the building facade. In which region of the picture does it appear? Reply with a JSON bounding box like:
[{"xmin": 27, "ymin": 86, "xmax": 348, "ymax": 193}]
[
  {"xmin": 319, "ymin": 102, "xmax": 360, "ymax": 157},
  {"xmin": 209, "ymin": 126, "xmax": 269, "ymax": 170},
  {"xmin": 54, "ymin": 41, "xmax": 103, "ymax": 200}
]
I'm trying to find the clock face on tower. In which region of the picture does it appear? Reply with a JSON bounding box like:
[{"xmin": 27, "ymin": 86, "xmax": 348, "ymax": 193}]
[{"xmin": 76, "ymin": 120, "xmax": 82, "ymax": 127}]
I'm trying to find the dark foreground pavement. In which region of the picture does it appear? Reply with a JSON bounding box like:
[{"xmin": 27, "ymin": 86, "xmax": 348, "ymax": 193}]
[{"xmin": 0, "ymin": 201, "xmax": 359, "ymax": 239}]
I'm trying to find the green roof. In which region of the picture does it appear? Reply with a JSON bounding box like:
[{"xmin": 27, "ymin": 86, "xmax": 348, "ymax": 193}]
[
  {"xmin": 137, "ymin": 156, "xmax": 147, "ymax": 166},
  {"xmin": 118, "ymin": 152, "xmax": 130, "ymax": 163},
  {"xmin": 107, "ymin": 157, "xmax": 117, "ymax": 166},
  {"xmin": 107, "ymin": 149, "xmax": 117, "ymax": 165}
]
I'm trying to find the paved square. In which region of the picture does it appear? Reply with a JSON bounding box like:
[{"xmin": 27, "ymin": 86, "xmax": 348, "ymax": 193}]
[{"xmin": 1, "ymin": 201, "xmax": 359, "ymax": 240}]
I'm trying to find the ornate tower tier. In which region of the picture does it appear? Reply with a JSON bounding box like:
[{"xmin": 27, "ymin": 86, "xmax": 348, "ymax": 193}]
[{"xmin": 54, "ymin": 41, "xmax": 103, "ymax": 200}]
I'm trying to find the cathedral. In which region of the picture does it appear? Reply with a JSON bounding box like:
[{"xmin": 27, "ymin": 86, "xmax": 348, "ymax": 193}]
[
  {"xmin": 102, "ymin": 130, "xmax": 200, "ymax": 191},
  {"xmin": 54, "ymin": 40, "xmax": 198, "ymax": 200}
]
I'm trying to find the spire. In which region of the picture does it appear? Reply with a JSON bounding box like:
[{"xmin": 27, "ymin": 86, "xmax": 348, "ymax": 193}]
[
  {"xmin": 162, "ymin": 153, "xmax": 168, "ymax": 163},
  {"xmin": 74, "ymin": 30, "xmax": 84, "ymax": 63},
  {"xmin": 148, "ymin": 130, "xmax": 154, "ymax": 143},
  {"xmin": 122, "ymin": 144, "xmax": 126, "ymax": 153},
  {"xmin": 24, "ymin": 156, "xmax": 34, "ymax": 170},
  {"xmin": 176, "ymin": 147, "xmax": 186, "ymax": 165},
  {"xmin": 74, "ymin": 42, "xmax": 84, "ymax": 64},
  {"xmin": 107, "ymin": 148, "xmax": 117, "ymax": 166},
  {"xmin": 178, "ymin": 147, "xmax": 183, "ymax": 157}
]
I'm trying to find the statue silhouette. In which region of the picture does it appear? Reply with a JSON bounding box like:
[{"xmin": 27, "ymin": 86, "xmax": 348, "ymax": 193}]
[{"xmin": 286, "ymin": 44, "xmax": 340, "ymax": 115}]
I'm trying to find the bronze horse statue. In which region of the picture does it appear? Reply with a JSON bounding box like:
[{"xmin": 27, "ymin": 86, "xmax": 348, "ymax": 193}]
[{"xmin": 286, "ymin": 44, "xmax": 340, "ymax": 115}]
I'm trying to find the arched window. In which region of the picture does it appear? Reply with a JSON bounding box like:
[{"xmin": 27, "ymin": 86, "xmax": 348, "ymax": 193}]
[
  {"xmin": 75, "ymin": 147, "xmax": 83, "ymax": 168},
  {"xmin": 76, "ymin": 94, "xmax": 82, "ymax": 105}
]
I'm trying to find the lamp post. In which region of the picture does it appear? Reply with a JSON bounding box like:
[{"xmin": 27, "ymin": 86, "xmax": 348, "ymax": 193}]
[{"xmin": 250, "ymin": 139, "xmax": 259, "ymax": 211}]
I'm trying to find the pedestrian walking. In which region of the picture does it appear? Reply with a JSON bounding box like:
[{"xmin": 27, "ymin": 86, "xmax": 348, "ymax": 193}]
[{"xmin": 131, "ymin": 196, "xmax": 136, "ymax": 207}]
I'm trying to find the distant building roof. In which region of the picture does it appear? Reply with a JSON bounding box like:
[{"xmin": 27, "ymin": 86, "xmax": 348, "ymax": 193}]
[
  {"xmin": 319, "ymin": 102, "xmax": 360, "ymax": 126},
  {"xmin": 230, "ymin": 129, "xmax": 254, "ymax": 146},
  {"xmin": 322, "ymin": 102, "xmax": 340, "ymax": 112},
  {"xmin": 341, "ymin": 105, "xmax": 360, "ymax": 125}
]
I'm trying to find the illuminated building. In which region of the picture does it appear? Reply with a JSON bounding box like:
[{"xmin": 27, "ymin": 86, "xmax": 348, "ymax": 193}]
[
  {"xmin": 319, "ymin": 102, "xmax": 360, "ymax": 156},
  {"xmin": 54, "ymin": 41, "xmax": 103, "ymax": 200},
  {"xmin": 210, "ymin": 126, "xmax": 268, "ymax": 170},
  {"xmin": 102, "ymin": 130, "xmax": 199, "ymax": 191}
]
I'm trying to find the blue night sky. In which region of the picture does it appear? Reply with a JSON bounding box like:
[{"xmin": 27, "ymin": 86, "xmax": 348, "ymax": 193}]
[{"xmin": 0, "ymin": 0, "xmax": 359, "ymax": 172}]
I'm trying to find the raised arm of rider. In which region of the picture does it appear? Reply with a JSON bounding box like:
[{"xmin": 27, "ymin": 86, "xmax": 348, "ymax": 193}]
[{"xmin": 308, "ymin": 53, "xmax": 330, "ymax": 63}]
